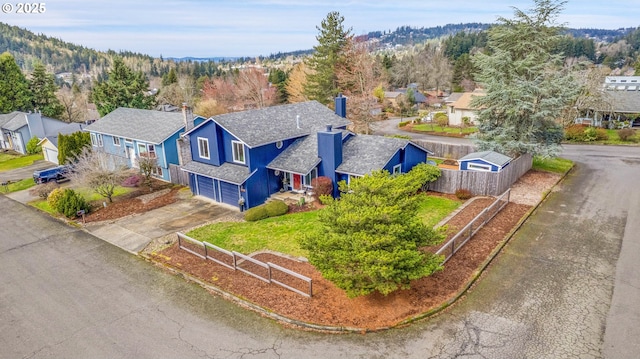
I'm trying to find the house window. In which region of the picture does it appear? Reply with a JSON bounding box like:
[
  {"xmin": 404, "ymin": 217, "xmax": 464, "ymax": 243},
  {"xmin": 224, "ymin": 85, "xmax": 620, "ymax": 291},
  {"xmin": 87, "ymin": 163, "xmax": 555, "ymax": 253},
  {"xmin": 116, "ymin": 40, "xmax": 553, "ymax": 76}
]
[
  {"xmin": 198, "ymin": 137, "xmax": 210, "ymax": 159},
  {"xmin": 304, "ymin": 168, "xmax": 318, "ymax": 187},
  {"xmin": 148, "ymin": 144, "xmax": 156, "ymax": 158},
  {"xmin": 232, "ymin": 140, "xmax": 245, "ymax": 164},
  {"xmin": 124, "ymin": 138, "xmax": 133, "ymax": 145},
  {"xmin": 392, "ymin": 164, "xmax": 402, "ymax": 175},
  {"xmin": 467, "ymin": 163, "xmax": 492, "ymax": 172},
  {"xmin": 138, "ymin": 143, "xmax": 147, "ymax": 156},
  {"xmin": 152, "ymin": 166, "xmax": 163, "ymax": 177},
  {"xmin": 275, "ymin": 141, "xmax": 283, "ymax": 149},
  {"xmin": 113, "ymin": 137, "xmax": 121, "ymax": 146},
  {"xmin": 91, "ymin": 133, "xmax": 103, "ymax": 147}
]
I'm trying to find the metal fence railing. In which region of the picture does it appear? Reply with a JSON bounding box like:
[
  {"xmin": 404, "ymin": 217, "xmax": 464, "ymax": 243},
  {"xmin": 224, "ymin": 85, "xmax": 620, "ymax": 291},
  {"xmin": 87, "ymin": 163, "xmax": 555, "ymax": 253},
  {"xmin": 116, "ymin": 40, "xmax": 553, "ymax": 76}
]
[
  {"xmin": 177, "ymin": 232, "xmax": 313, "ymax": 297},
  {"xmin": 435, "ymin": 189, "xmax": 511, "ymax": 264}
]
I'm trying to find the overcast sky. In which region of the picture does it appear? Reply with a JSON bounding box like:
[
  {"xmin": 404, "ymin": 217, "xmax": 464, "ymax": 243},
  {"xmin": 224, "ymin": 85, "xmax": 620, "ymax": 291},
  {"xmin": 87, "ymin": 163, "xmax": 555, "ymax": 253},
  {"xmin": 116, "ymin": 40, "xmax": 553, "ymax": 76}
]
[{"xmin": 1, "ymin": 0, "xmax": 638, "ymax": 58}]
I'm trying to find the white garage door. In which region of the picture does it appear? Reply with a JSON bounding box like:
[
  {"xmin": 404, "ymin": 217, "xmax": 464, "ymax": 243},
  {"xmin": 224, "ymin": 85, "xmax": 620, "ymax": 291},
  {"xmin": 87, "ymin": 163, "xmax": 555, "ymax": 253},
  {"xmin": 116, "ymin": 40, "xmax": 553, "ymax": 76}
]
[{"xmin": 44, "ymin": 147, "xmax": 59, "ymax": 164}]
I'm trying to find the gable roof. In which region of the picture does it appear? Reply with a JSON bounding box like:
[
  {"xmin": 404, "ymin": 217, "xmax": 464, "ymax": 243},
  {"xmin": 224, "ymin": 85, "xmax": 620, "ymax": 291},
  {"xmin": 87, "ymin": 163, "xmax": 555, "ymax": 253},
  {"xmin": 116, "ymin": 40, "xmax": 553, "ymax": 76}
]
[
  {"xmin": 599, "ymin": 90, "xmax": 640, "ymax": 113},
  {"xmin": 449, "ymin": 91, "xmax": 486, "ymax": 110},
  {"xmin": 1, "ymin": 112, "xmax": 28, "ymax": 131},
  {"xmin": 85, "ymin": 107, "xmax": 185, "ymax": 144},
  {"xmin": 0, "ymin": 111, "xmax": 26, "ymax": 130},
  {"xmin": 196, "ymin": 101, "xmax": 350, "ymax": 148},
  {"xmin": 459, "ymin": 150, "xmax": 512, "ymax": 167},
  {"xmin": 337, "ymin": 135, "xmax": 412, "ymax": 176}
]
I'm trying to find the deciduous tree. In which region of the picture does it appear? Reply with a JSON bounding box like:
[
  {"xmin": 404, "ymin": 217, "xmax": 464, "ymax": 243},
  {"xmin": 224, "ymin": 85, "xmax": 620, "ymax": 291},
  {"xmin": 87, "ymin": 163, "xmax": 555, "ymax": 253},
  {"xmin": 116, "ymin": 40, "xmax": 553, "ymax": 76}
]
[
  {"xmin": 286, "ymin": 62, "xmax": 309, "ymax": 103},
  {"xmin": 301, "ymin": 163, "xmax": 443, "ymax": 298},
  {"xmin": 68, "ymin": 147, "xmax": 129, "ymax": 203},
  {"xmin": 471, "ymin": 0, "xmax": 579, "ymax": 157}
]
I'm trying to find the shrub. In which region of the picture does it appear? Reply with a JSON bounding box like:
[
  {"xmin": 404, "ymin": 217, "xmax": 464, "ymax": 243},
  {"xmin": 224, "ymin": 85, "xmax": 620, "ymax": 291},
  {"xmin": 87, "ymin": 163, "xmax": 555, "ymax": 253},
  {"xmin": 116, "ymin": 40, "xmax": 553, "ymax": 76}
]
[
  {"xmin": 56, "ymin": 189, "xmax": 89, "ymax": 218},
  {"xmin": 617, "ymin": 128, "xmax": 636, "ymax": 141},
  {"xmin": 122, "ymin": 174, "xmax": 144, "ymax": 187},
  {"xmin": 26, "ymin": 136, "xmax": 42, "ymax": 155},
  {"xmin": 265, "ymin": 200, "xmax": 288, "ymax": 217},
  {"xmin": 434, "ymin": 112, "xmax": 449, "ymax": 127},
  {"xmin": 47, "ymin": 187, "xmax": 65, "ymax": 209},
  {"xmin": 595, "ymin": 128, "xmax": 609, "ymax": 141},
  {"xmin": 583, "ymin": 127, "xmax": 597, "ymax": 142},
  {"xmin": 564, "ymin": 124, "xmax": 587, "ymax": 141},
  {"xmin": 455, "ymin": 188, "xmax": 473, "ymax": 200},
  {"xmin": 398, "ymin": 121, "xmax": 410, "ymax": 127},
  {"xmin": 244, "ymin": 206, "xmax": 269, "ymax": 222},
  {"xmin": 311, "ymin": 176, "xmax": 333, "ymax": 201},
  {"xmin": 30, "ymin": 182, "xmax": 58, "ymax": 199}
]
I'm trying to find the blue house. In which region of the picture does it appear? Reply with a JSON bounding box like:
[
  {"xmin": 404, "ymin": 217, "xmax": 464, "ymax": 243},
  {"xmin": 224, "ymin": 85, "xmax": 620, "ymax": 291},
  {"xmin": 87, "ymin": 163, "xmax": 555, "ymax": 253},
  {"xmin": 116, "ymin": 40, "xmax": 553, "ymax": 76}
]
[
  {"xmin": 84, "ymin": 107, "xmax": 204, "ymax": 182},
  {"xmin": 181, "ymin": 97, "xmax": 433, "ymax": 209},
  {"xmin": 459, "ymin": 151, "xmax": 512, "ymax": 172}
]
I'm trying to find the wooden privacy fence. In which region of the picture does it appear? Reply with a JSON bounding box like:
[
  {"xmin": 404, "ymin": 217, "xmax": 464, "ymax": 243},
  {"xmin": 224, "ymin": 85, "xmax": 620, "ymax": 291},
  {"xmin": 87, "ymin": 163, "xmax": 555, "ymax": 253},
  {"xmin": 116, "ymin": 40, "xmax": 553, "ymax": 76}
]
[
  {"xmin": 435, "ymin": 189, "xmax": 511, "ymax": 264},
  {"xmin": 169, "ymin": 164, "xmax": 189, "ymax": 186},
  {"xmin": 413, "ymin": 140, "xmax": 476, "ymax": 159},
  {"xmin": 429, "ymin": 153, "xmax": 532, "ymax": 196},
  {"xmin": 176, "ymin": 232, "xmax": 313, "ymax": 298}
]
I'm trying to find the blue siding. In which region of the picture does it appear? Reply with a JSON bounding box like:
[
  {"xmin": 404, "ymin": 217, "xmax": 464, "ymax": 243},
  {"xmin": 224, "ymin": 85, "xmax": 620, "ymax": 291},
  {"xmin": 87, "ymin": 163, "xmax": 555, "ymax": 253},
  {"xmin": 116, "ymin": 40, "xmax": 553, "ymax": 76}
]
[
  {"xmin": 220, "ymin": 128, "xmax": 244, "ymax": 165},
  {"xmin": 163, "ymin": 131, "xmax": 182, "ymax": 167},
  {"xmin": 460, "ymin": 159, "xmax": 499, "ymax": 172},
  {"xmin": 383, "ymin": 150, "xmax": 403, "ymax": 173},
  {"xmin": 403, "ymin": 144, "xmax": 428, "ymax": 171},
  {"xmin": 189, "ymin": 121, "xmax": 222, "ymax": 166}
]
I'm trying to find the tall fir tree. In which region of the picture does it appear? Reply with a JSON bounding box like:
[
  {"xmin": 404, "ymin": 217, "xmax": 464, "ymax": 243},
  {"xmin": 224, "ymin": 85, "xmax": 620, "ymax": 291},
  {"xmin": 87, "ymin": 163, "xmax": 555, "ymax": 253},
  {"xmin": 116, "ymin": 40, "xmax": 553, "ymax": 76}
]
[
  {"xmin": 91, "ymin": 57, "xmax": 156, "ymax": 116},
  {"xmin": 29, "ymin": 62, "xmax": 64, "ymax": 118},
  {"xmin": 471, "ymin": 0, "xmax": 579, "ymax": 157},
  {"xmin": 0, "ymin": 52, "xmax": 32, "ymax": 113},
  {"xmin": 304, "ymin": 11, "xmax": 351, "ymax": 105}
]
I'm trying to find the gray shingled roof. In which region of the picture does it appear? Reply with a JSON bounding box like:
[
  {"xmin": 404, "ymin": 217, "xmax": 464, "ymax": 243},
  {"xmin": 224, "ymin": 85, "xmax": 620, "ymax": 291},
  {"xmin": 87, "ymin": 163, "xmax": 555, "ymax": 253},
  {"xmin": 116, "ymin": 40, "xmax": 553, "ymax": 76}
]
[
  {"xmin": 210, "ymin": 101, "xmax": 351, "ymax": 148},
  {"xmin": 336, "ymin": 135, "xmax": 410, "ymax": 176},
  {"xmin": 600, "ymin": 90, "xmax": 640, "ymax": 113},
  {"xmin": 84, "ymin": 108, "xmax": 185, "ymax": 144},
  {"xmin": 266, "ymin": 136, "xmax": 320, "ymax": 175},
  {"xmin": 2, "ymin": 112, "xmax": 27, "ymax": 131},
  {"xmin": 0, "ymin": 111, "xmax": 25, "ymax": 130},
  {"xmin": 459, "ymin": 151, "xmax": 512, "ymax": 167},
  {"xmin": 181, "ymin": 161, "xmax": 253, "ymax": 185}
]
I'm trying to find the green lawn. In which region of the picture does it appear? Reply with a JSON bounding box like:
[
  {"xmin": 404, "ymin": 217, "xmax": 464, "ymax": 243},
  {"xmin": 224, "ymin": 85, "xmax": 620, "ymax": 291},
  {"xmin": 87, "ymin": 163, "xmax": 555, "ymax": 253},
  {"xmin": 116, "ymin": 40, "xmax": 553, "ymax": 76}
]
[
  {"xmin": 532, "ymin": 156, "xmax": 574, "ymax": 174},
  {"xmin": 77, "ymin": 186, "xmax": 135, "ymax": 202},
  {"xmin": 412, "ymin": 124, "xmax": 478, "ymax": 135},
  {"xmin": 29, "ymin": 199, "xmax": 57, "ymax": 215},
  {"xmin": 187, "ymin": 194, "xmax": 461, "ymax": 257},
  {"xmin": 0, "ymin": 178, "xmax": 36, "ymax": 193},
  {"xmin": 0, "ymin": 153, "xmax": 44, "ymax": 172}
]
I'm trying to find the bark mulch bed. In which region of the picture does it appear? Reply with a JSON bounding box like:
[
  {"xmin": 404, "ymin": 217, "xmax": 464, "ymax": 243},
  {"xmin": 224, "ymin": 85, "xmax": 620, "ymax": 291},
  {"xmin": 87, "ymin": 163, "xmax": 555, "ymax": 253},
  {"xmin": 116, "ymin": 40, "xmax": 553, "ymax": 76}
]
[{"xmin": 152, "ymin": 196, "xmax": 532, "ymax": 330}]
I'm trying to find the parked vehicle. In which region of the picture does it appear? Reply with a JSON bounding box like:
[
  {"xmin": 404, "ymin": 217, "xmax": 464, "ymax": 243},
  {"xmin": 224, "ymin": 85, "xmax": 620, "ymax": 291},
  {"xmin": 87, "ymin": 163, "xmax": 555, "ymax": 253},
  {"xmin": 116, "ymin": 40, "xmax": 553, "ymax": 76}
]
[{"xmin": 33, "ymin": 165, "xmax": 69, "ymax": 184}]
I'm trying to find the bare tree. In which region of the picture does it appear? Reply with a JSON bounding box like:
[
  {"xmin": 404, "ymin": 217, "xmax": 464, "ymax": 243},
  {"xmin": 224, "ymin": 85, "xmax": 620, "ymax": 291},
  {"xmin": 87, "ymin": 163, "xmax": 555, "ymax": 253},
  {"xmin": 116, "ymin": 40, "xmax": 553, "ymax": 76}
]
[
  {"xmin": 69, "ymin": 147, "xmax": 130, "ymax": 203},
  {"xmin": 56, "ymin": 87, "xmax": 89, "ymax": 123},
  {"xmin": 137, "ymin": 153, "xmax": 158, "ymax": 188},
  {"xmin": 336, "ymin": 38, "xmax": 386, "ymax": 134},
  {"xmin": 562, "ymin": 65, "xmax": 613, "ymax": 127},
  {"xmin": 234, "ymin": 68, "xmax": 277, "ymax": 109}
]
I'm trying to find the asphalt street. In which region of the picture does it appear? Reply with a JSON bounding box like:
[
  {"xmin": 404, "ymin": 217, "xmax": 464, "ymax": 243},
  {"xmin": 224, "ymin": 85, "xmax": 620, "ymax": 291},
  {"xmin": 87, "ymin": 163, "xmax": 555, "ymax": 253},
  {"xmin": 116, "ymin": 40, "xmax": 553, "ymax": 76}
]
[{"xmin": 0, "ymin": 144, "xmax": 637, "ymax": 358}]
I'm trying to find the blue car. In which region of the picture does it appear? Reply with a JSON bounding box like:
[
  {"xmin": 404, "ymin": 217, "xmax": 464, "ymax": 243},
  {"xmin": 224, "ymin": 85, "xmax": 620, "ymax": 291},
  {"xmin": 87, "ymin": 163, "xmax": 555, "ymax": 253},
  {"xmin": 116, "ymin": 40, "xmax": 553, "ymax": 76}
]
[{"xmin": 33, "ymin": 165, "xmax": 69, "ymax": 184}]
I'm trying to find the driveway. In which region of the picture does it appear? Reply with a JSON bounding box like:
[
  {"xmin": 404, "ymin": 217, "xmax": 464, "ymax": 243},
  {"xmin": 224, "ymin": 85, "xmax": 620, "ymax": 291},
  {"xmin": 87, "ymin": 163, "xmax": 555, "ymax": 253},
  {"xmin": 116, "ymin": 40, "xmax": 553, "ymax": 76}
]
[
  {"xmin": 0, "ymin": 159, "xmax": 53, "ymax": 182},
  {"xmin": 84, "ymin": 195, "xmax": 242, "ymax": 253}
]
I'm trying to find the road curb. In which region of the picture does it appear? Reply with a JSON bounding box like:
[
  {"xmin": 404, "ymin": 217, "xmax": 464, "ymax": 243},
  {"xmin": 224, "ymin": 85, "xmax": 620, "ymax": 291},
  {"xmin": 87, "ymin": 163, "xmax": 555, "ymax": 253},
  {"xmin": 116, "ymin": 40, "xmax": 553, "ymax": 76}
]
[{"xmin": 143, "ymin": 166, "xmax": 575, "ymax": 333}]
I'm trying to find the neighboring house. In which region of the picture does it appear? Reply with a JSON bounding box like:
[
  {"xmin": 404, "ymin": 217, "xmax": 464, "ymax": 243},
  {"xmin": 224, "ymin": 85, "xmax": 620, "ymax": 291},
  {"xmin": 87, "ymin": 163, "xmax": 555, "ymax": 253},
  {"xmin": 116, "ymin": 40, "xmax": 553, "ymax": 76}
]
[
  {"xmin": 384, "ymin": 84, "xmax": 428, "ymax": 109},
  {"xmin": 576, "ymin": 76, "xmax": 640, "ymax": 127},
  {"xmin": 0, "ymin": 111, "xmax": 82, "ymax": 155},
  {"xmin": 459, "ymin": 151, "xmax": 512, "ymax": 173},
  {"xmin": 180, "ymin": 96, "xmax": 433, "ymax": 210},
  {"xmin": 84, "ymin": 107, "xmax": 205, "ymax": 182},
  {"xmin": 37, "ymin": 122, "xmax": 85, "ymax": 164},
  {"xmin": 445, "ymin": 89, "xmax": 485, "ymax": 126}
]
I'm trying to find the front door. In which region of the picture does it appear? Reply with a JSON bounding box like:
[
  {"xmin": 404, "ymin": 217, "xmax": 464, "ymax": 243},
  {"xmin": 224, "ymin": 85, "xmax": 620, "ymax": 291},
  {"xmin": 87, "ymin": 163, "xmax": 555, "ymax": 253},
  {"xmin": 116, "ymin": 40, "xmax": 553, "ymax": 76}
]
[
  {"xmin": 293, "ymin": 174, "xmax": 302, "ymax": 191},
  {"xmin": 129, "ymin": 147, "xmax": 138, "ymax": 168}
]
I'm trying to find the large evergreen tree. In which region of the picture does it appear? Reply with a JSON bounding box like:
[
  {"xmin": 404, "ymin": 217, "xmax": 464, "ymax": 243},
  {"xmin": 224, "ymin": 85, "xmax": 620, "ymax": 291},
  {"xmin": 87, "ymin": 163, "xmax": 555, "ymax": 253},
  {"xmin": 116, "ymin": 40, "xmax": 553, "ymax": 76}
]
[
  {"xmin": 29, "ymin": 62, "xmax": 64, "ymax": 118},
  {"xmin": 91, "ymin": 57, "xmax": 156, "ymax": 116},
  {"xmin": 471, "ymin": 0, "xmax": 579, "ymax": 157},
  {"xmin": 301, "ymin": 164, "xmax": 443, "ymax": 298},
  {"xmin": 0, "ymin": 52, "xmax": 32, "ymax": 113},
  {"xmin": 304, "ymin": 11, "xmax": 351, "ymax": 105}
]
